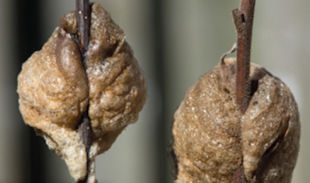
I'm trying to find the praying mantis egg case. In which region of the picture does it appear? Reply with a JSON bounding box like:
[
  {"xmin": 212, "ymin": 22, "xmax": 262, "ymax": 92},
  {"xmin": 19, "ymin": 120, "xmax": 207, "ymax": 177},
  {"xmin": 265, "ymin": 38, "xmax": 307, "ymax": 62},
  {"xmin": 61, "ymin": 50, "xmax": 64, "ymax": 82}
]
[
  {"xmin": 87, "ymin": 3, "xmax": 146, "ymax": 141},
  {"xmin": 173, "ymin": 58, "xmax": 300, "ymax": 183},
  {"xmin": 61, "ymin": 3, "xmax": 147, "ymax": 154},
  {"xmin": 17, "ymin": 27, "xmax": 89, "ymax": 130},
  {"xmin": 17, "ymin": 27, "xmax": 90, "ymax": 180},
  {"xmin": 18, "ymin": 2, "xmax": 146, "ymax": 156}
]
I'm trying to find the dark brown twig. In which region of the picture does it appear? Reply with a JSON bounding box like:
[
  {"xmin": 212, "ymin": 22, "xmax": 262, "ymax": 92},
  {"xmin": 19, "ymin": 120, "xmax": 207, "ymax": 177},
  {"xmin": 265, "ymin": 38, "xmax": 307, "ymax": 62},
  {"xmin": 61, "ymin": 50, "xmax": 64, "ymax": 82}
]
[
  {"xmin": 233, "ymin": 0, "xmax": 256, "ymax": 113},
  {"xmin": 231, "ymin": 1, "xmax": 256, "ymax": 183},
  {"xmin": 76, "ymin": 0, "xmax": 91, "ymax": 53},
  {"xmin": 77, "ymin": 113, "xmax": 92, "ymax": 183},
  {"xmin": 76, "ymin": 0, "xmax": 92, "ymax": 183}
]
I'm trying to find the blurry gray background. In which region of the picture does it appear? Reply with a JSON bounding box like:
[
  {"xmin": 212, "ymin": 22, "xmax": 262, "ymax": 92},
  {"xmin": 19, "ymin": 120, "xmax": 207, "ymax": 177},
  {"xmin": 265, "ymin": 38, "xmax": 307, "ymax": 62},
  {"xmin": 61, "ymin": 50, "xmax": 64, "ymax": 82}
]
[{"xmin": 0, "ymin": 0, "xmax": 309, "ymax": 182}]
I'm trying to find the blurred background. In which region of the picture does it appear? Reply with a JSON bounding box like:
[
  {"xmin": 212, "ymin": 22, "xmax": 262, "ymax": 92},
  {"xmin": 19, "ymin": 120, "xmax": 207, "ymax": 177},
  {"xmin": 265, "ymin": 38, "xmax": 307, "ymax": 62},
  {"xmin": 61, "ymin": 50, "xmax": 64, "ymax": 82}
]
[{"xmin": 0, "ymin": 0, "xmax": 309, "ymax": 182}]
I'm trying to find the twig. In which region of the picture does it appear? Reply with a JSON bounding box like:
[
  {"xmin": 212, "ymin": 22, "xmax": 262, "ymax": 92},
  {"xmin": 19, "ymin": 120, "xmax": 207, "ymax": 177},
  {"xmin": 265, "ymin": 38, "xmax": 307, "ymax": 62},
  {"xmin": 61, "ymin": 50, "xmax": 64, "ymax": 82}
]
[
  {"xmin": 77, "ymin": 113, "xmax": 92, "ymax": 183},
  {"xmin": 233, "ymin": 0, "xmax": 256, "ymax": 113},
  {"xmin": 76, "ymin": 0, "xmax": 92, "ymax": 183},
  {"xmin": 76, "ymin": 0, "xmax": 91, "ymax": 53},
  {"xmin": 231, "ymin": 1, "xmax": 256, "ymax": 183}
]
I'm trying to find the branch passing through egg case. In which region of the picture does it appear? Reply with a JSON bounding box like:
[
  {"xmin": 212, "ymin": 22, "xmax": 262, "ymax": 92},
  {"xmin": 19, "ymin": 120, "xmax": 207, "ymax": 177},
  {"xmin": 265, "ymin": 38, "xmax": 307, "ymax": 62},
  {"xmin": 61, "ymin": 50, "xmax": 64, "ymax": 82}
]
[
  {"xmin": 17, "ymin": 3, "xmax": 146, "ymax": 182},
  {"xmin": 172, "ymin": 58, "xmax": 300, "ymax": 183}
]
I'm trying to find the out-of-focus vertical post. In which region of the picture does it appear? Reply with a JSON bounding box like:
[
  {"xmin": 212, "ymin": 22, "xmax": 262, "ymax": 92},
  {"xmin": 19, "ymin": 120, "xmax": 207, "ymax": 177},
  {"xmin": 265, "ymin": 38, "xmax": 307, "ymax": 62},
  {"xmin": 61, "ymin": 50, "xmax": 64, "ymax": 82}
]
[{"xmin": 14, "ymin": 0, "xmax": 46, "ymax": 182}]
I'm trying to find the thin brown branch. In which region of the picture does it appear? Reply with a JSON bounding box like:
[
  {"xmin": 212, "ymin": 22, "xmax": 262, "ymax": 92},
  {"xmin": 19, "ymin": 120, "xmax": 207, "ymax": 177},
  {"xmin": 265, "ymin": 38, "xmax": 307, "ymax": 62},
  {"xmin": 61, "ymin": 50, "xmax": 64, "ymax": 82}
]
[
  {"xmin": 76, "ymin": 0, "xmax": 91, "ymax": 53},
  {"xmin": 77, "ymin": 113, "xmax": 92, "ymax": 183},
  {"xmin": 231, "ymin": 1, "xmax": 256, "ymax": 183},
  {"xmin": 76, "ymin": 0, "xmax": 92, "ymax": 183},
  {"xmin": 233, "ymin": 0, "xmax": 256, "ymax": 113}
]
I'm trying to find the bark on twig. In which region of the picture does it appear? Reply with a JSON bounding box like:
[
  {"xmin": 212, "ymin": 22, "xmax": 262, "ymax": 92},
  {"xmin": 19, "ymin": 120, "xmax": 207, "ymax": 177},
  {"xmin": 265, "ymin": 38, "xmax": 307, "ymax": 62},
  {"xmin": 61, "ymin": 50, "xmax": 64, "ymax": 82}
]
[
  {"xmin": 231, "ymin": 1, "xmax": 256, "ymax": 183},
  {"xmin": 76, "ymin": 0, "xmax": 91, "ymax": 53},
  {"xmin": 233, "ymin": 0, "xmax": 256, "ymax": 113},
  {"xmin": 77, "ymin": 113, "xmax": 92, "ymax": 183},
  {"xmin": 76, "ymin": 0, "xmax": 92, "ymax": 182}
]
